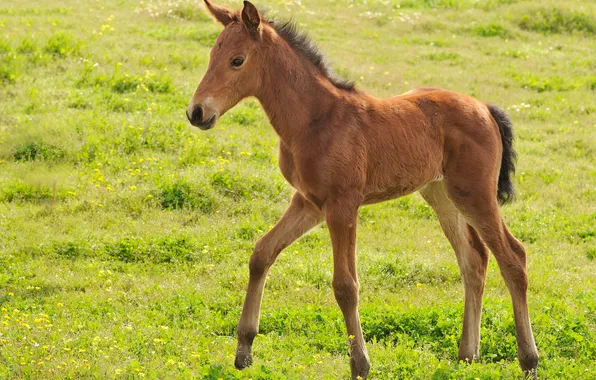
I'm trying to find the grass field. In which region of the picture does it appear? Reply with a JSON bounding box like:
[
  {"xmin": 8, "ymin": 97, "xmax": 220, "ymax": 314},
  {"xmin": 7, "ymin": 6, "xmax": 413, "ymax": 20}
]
[{"xmin": 1, "ymin": 0, "xmax": 595, "ymax": 378}]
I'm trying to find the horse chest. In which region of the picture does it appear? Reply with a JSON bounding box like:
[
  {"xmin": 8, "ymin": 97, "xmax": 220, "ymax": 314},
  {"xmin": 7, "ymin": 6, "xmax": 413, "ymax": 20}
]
[
  {"xmin": 279, "ymin": 147, "xmax": 305, "ymax": 190},
  {"xmin": 278, "ymin": 145, "xmax": 323, "ymax": 207}
]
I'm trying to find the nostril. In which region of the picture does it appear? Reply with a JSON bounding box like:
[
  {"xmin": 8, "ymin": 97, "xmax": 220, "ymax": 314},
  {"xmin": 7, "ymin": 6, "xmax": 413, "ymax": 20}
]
[{"xmin": 191, "ymin": 106, "xmax": 203, "ymax": 124}]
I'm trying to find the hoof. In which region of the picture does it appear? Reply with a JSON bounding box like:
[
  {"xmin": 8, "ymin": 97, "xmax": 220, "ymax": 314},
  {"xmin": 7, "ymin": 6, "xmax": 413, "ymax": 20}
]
[
  {"xmin": 457, "ymin": 353, "xmax": 479, "ymax": 364},
  {"xmin": 235, "ymin": 331, "xmax": 256, "ymax": 370},
  {"xmin": 519, "ymin": 351, "xmax": 539, "ymax": 375},
  {"xmin": 350, "ymin": 355, "xmax": 370, "ymax": 380},
  {"xmin": 234, "ymin": 353, "xmax": 253, "ymax": 370},
  {"xmin": 523, "ymin": 368, "xmax": 538, "ymax": 380}
]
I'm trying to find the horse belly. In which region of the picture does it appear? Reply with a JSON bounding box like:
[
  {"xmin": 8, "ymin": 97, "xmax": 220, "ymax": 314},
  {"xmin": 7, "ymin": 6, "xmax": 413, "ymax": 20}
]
[
  {"xmin": 363, "ymin": 183, "xmax": 422, "ymax": 204},
  {"xmin": 362, "ymin": 130, "xmax": 444, "ymax": 204}
]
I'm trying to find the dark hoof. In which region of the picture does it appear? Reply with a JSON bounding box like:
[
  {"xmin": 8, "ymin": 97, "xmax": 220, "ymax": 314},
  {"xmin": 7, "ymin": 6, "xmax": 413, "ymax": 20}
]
[
  {"xmin": 350, "ymin": 357, "xmax": 370, "ymax": 380},
  {"xmin": 523, "ymin": 368, "xmax": 538, "ymax": 380},
  {"xmin": 457, "ymin": 354, "xmax": 478, "ymax": 364},
  {"xmin": 234, "ymin": 353, "xmax": 253, "ymax": 370},
  {"xmin": 519, "ymin": 352, "xmax": 539, "ymax": 375}
]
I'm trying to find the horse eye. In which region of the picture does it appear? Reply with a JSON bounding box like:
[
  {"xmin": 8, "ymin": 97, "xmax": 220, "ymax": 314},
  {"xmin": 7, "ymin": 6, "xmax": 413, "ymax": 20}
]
[{"xmin": 231, "ymin": 57, "xmax": 245, "ymax": 68}]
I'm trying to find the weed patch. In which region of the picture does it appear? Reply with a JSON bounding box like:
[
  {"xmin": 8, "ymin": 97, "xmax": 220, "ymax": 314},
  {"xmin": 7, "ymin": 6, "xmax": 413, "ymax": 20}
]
[
  {"xmin": 44, "ymin": 32, "xmax": 81, "ymax": 57},
  {"xmin": 158, "ymin": 180, "xmax": 215, "ymax": 213},
  {"xmin": 13, "ymin": 141, "xmax": 65, "ymax": 162},
  {"xmin": 104, "ymin": 235, "xmax": 198, "ymax": 263},
  {"xmin": 0, "ymin": 54, "xmax": 19, "ymax": 84},
  {"xmin": 210, "ymin": 169, "xmax": 283, "ymax": 200},
  {"xmin": 422, "ymin": 52, "xmax": 461, "ymax": 61},
  {"xmin": 511, "ymin": 73, "xmax": 579, "ymax": 92},
  {"xmin": 361, "ymin": 306, "xmax": 462, "ymax": 356},
  {"xmin": 53, "ymin": 241, "xmax": 87, "ymax": 260},
  {"xmin": 517, "ymin": 7, "xmax": 596, "ymax": 35},
  {"xmin": 367, "ymin": 258, "xmax": 460, "ymax": 287},
  {"xmin": 390, "ymin": 196, "xmax": 436, "ymax": 219},
  {"xmin": 82, "ymin": 69, "xmax": 174, "ymax": 94},
  {"xmin": 17, "ymin": 38, "xmax": 38, "ymax": 54},
  {"xmin": 0, "ymin": 37, "xmax": 11, "ymax": 53},
  {"xmin": 0, "ymin": 182, "xmax": 67, "ymax": 203},
  {"xmin": 473, "ymin": 23, "xmax": 512, "ymax": 38}
]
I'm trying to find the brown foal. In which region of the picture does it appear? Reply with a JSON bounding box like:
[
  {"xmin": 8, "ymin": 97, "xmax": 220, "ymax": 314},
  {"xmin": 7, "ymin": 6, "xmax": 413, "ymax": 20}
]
[{"xmin": 186, "ymin": 1, "xmax": 539, "ymax": 378}]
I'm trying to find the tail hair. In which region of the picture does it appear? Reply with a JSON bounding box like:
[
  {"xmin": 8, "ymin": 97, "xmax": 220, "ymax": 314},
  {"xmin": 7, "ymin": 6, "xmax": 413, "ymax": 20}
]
[{"xmin": 488, "ymin": 103, "xmax": 517, "ymax": 205}]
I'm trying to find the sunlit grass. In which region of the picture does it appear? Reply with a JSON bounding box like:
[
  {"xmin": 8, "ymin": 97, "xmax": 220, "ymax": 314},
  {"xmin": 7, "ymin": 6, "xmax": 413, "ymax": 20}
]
[{"xmin": 0, "ymin": 0, "xmax": 595, "ymax": 378}]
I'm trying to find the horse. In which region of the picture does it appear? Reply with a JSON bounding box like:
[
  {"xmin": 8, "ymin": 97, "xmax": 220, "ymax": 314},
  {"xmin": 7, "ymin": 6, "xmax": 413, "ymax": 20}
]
[{"xmin": 186, "ymin": 1, "xmax": 539, "ymax": 378}]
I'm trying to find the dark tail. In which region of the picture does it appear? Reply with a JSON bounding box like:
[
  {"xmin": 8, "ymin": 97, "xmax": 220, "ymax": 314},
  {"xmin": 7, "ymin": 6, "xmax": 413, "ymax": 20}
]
[{"xmin": 488, "ymin": 104, "xmax": 517, "ymax": 205}]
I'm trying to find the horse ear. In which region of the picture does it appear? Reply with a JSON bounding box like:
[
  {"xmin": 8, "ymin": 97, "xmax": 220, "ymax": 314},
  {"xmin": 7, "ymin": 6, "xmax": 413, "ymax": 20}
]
[
  {"xmin": 203, "ymin": 0, "xmax": 233, "ymax": 26},
  {"xmin": 242, "ymin": 1, "xmax": 261, "ymax": 34}
]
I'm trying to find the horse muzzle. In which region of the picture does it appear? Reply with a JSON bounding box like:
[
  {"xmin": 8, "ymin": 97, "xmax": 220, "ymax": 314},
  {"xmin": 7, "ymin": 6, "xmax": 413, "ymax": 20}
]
[{"xmin": 186, "ymin": 105, "xmax": 218, "ymax": 130}]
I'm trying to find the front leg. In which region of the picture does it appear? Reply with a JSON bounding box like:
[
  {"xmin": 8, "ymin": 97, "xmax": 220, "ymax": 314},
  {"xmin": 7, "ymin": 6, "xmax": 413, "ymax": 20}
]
[
  {"xmin": 235, "ymin": 192, "xmax": 323, "ymax": 369},
  {"xmin": 325, "ymin": 195, "xmax": 370, "ymax": 380}
]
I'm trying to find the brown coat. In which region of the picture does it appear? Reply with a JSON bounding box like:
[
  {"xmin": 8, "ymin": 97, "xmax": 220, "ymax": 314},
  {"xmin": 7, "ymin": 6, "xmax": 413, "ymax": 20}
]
[{"xmin": 186, "ymin": 2, "xmax": 539, "ymax": 379}]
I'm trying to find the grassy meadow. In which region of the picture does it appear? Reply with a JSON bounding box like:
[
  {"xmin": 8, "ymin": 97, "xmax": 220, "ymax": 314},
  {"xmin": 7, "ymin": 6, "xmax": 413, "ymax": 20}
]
[{"xmin": 1, "ymin": 0, "xmax": 595, "ymax": 378}]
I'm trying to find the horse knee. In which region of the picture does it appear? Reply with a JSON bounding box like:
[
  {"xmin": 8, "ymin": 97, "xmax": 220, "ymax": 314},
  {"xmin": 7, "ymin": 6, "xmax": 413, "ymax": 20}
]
[
  {"xmin": 249, "ymin": 240, "xmax": 275, "ymax": 277},
  {"xmin": 332, "ymin": 277, "xmax": 359, "ymax": 308},
  {"xmin": 498, "ymin": 258, "xmax": 528, "ymax": 295},
  {"xmin": 466, "ymin": 225, "xmax": 489, "ymax": 264},
  {"xmin": 461, "ymin": 246, "xmax": 488, "ymax": 282},
  {"xmin": 506, "ymin": 231, "xmax": 527, "ymax": 264},
  {"xmin": 461, "ymin": 262, "xmax": 487, "ymax": 291}
]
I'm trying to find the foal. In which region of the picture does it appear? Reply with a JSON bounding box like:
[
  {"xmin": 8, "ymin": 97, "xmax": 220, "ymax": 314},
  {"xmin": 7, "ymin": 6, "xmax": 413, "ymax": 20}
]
[{"xmin": 186, "ymin": 1, "xmax": 539, "ymax": 378}]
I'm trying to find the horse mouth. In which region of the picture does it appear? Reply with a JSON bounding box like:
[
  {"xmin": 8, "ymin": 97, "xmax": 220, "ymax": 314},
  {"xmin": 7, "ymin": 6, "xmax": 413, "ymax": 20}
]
[{"xmin": 196, "ymin": 115, "xmax": 217, "ymax": 130}]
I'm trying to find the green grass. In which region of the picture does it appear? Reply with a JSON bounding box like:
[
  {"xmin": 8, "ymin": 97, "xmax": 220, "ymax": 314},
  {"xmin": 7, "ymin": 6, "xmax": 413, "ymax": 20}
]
[
  {"xmin": 516, "ymin": 6, "xmax": 596, "ymax": 35},
  {"xmin": 1, "ymin": 0, "xmax": 595, "ymax": 378}
]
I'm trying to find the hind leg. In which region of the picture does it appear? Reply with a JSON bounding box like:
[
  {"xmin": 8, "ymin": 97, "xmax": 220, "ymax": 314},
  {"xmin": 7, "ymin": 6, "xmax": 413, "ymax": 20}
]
[
  {"xmin": 444, "ymin": 179, "xmax": 539, "ymax": 376},
  {"xmin": 420, "ymin": 181, "xmax": 489, "ymax": 362}
]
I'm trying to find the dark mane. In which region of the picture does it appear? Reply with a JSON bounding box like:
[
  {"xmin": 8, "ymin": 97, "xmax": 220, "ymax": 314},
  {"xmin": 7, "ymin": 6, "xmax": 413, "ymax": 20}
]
[{"xmin": 268, "ymin": 19, "xmax": 356, "ymax": 92}]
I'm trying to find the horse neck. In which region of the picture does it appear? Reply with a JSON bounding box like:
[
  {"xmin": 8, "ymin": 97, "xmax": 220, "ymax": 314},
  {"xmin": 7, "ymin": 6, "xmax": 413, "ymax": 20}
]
[{"xmin": 255, "ymin": 41, "xmax": 342, "ymax": 144}]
